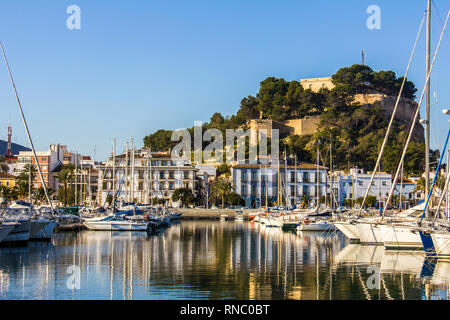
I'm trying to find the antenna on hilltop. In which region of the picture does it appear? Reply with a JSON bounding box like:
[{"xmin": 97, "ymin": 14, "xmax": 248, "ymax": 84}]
[{"xmin": 361, "ymin": 50, "xmax": 366, "ymax": 65}]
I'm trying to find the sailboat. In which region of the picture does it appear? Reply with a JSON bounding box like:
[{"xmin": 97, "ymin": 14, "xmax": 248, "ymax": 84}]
[{"xmin": 336, "ymin": 4, "xmax": 450, "ymax": 252}]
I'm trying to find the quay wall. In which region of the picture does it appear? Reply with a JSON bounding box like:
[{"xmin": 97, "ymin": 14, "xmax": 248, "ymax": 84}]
[{"xmin": 179, "ymin": 208, "xmax": 259, "ymax": 220}]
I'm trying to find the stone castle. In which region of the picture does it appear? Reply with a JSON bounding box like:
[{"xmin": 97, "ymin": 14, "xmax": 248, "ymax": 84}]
[{"xmin": 247, "ymin": 77, "xmax": 424, "ymax": 142}]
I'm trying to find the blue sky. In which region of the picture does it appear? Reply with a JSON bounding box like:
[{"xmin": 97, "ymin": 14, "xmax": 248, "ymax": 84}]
[{"xmin": 0, "ymin": 0, "xmax": 449, "ymax": 161}]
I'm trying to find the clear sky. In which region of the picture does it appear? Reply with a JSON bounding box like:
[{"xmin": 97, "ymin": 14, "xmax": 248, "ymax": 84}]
[{"xmin": 0, "ymin": 0, "xmax": 449, "ymax": 161}]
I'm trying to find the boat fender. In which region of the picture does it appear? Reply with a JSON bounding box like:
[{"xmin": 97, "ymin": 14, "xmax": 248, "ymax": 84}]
[{"xmin": 304, "ymin": 218, "xmax": 311, "ymax": 225}]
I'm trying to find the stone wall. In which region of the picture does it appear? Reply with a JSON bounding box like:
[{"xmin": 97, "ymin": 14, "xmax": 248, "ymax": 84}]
[{"xmin": 353, "ymin": 94, "xmax": 424, "ymax": 142}]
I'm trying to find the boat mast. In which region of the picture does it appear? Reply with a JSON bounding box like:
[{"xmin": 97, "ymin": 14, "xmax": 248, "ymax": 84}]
[
  {"xmin": 330, "ymin": 138, "xmax": 333, "ymax": 210},
  {"xmin": 316, "ymin": 146, "xmax": 319, "ymax": 213},
  {"xmin": 75, "ymin": 150, "xmax": 78, "ymax": 205},
  {"xmin": 0, "ymin": 42, "xmax": 54, "ymax": 211},
  {"xmin": 425, "ymin": 0, "xmax": 431, "ymax": 219},
  {"xmin": 149, "ymin": 147, "xmax": 153, "ymax": 207},
  {"xmin": 125, "ymin": 141, "xmax": 129, "ymax": 202},
  {"xmin": 130, "ymin": 138, "xmax": 135, "ymax": 203},
  {"xmin": 112, "ymin": 138, "xmax": 116, "ymax": 210},
  {"xmin": 294, "ymin": 154, "xmax": 297, "ymax": 206}
]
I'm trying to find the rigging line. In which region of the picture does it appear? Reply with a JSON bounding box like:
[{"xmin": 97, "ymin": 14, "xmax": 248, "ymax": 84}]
[
  {"xmin": 358, "ymin": 12, "xmax": 427, "ymax": 217},
  {"xmin": 432, "ymin": 0, "xmax": 450, "ymax": 48},
  {"xmin": 382, "ymin": 10, "xmax": 450, "ymax": 220},
  {"xmin": 0, "ymin": 41, "xmax": 54, "ymax": 212}
]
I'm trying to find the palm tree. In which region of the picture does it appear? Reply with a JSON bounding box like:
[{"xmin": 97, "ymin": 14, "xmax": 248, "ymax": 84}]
[
  {"xmin": 57, "ymin": 164, "xmax": 75, "ymax": 206},
  {"xmin": 34, "ymin": 187, "xmax": 54, "ymax": 205},
  {"xmin": 210, "ymin": 178, "xmax": 234, "ymax": 208},
  {"xmin": 16, "ymin": 164, "xmax": 38, "ymax": 199},
  {"xmin": 0, "ymin": 156, "xmax": 9, "ymax": 173},
  {"xmin": 414, "ymin": 177, "xmax": 426, "ymax": 194}
]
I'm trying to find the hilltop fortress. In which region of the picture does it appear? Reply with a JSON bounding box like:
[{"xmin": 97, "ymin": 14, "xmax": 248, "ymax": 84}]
[{"xmin": 248, "ymin": 77, "xmax": 424, "ymax": 142}]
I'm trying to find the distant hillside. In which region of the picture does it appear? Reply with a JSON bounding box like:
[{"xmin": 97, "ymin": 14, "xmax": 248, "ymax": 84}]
[{"xmin": 0, "ymin": 139, "xmax": 30, "ymax": 155}]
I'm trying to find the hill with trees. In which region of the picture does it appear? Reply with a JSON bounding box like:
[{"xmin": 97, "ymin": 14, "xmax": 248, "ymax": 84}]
[{"xmin": 143, "ymin": 64, "xmax": 434, "ymax": 175}]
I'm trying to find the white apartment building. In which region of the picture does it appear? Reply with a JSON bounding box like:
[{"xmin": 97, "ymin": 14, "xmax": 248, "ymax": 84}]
[
  {"xmin": 333, "ymin": 168, "xmax": 392, "ymax": 208},
  {"xmin": 97, "ymin": 148, "xmax": 198, "ymax": 206},
  {"xmin": 232, "ymin": 161, "xmax": 328, "ymax": 208}
]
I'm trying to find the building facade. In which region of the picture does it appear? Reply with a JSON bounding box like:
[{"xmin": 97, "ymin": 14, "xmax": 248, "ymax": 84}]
[
  {"xmin": 13, "ymin": 144, "xmax": 66, "ymax": 191},
  {"xmin": 97, "ymin": 149, "xmax": 199, "ymax": 206},
  {"xmin": 232, "ymin": 161, "xmax": 328, "ymax": 208},
  {"xmin": 333, "ymin": 168, "xmax": 392, "ymax": 208}
]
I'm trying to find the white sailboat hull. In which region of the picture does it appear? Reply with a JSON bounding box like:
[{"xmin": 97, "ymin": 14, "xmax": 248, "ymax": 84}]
[
  {"xmin": 334, "ymin": 222, "xmax": 359, "ymax": 241},
  {"xmin": 297, "ymin": 222, "xmax": 335, "ymax": 232},
  {"xmin": 30, "ymin": 220, "xmax": 56, "ymax": 241},
  {"xmin": 2, "ymin": 220, "xmax": 30, "ymax": 245},
  {"xmin": 431, "ymin": 233, "xmax": 450, "ymax": 260},
  {"xmin": 0, "ymin": 224, "xmax": 15, "ymax": 243},
  {"xmin": 379, "ymin": 224, "xmax": 423, "ymax": 250},
  {"xmin": 357, "ymin": 223, "xmax": 383, "ymax": 244},
  {"xmin": 84, "ymin": 221, "xmax": 149, "ymax": 231}
]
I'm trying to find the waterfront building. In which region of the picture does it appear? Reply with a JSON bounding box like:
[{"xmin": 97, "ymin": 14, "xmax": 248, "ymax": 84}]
[
  {"xmin": 97, "ymin": 148, "xmax": 199, "ymax": 206},
  {"xmin": 13, "ymin": 144, "xmax": 66, "ymax": 191},
  {"xmin": 394, "ymin": 178, "xmax": 417, "ymax": 209},
  {"xmin": 333, "ymin": 168, "xmax": 392, "ymax": 208},
  {"xmin": 232, "ymin": 160, "xmax": 328, "ymax": 208}
]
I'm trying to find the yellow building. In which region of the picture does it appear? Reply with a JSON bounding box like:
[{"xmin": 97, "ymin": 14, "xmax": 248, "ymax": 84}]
[{"xmin": 0, "ymin": 172, "xmax": 16, "ymax": 188}]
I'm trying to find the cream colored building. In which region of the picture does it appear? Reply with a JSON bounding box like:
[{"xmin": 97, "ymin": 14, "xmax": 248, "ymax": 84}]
[{"xmin": 300, "ymin": 77, "xmax": 334, "ymax": 92}]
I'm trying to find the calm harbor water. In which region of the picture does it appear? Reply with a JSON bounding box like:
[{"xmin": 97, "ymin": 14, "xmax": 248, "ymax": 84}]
[{"xmin": 0, "ymin": 220, "xmax": 448, "ymax": 300}]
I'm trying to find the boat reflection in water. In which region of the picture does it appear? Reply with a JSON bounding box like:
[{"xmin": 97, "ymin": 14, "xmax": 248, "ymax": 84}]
[{"xmin": 0, "ymin": 221, "xmax": 447, "ymax": 300}]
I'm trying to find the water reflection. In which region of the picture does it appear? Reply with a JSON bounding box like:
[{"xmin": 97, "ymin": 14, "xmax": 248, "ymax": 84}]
[{"xmin": 0, "ymin": 221, "xmax": 448, "ymax": 300}]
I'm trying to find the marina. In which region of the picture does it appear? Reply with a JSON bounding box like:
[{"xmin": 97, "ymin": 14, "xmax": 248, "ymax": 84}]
[
  {"xmin": 0, "ymin": 220, "xmax": 448, "ymax": 300},
  {"xmin": 0, "ymin": 0, "xmax": 449, "ymax": 304}
]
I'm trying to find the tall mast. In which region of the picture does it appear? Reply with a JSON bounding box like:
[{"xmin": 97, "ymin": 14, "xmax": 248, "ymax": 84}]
[
  {"xmin": 125, "ymin": 141, "xmax": 129, "ymax": 202},
  {"xmin": 130, "ymin": 138, "xmax": 135, "ymax": 202},
  {"xmin": 425, "ymin": 0, "xmax": 431, "ymax": 219},
  {"xmin": 294, "ymin": 154, "xmax": 297, "ymax": 206},
  {"xmin": 149, "ymin": 147, "xmax": 153, "ymax": 206},
  {"xmin": 75, "ymin": 150, "xmax": 78, "ymax": 205},
  {"xmin": 330, "ymin": 138, "xmax": 333, "ymax": 210},
  {"xmin": 112, "ymin": 138, "xmax": 116, "ymax": 210},
  {"xmin": 0, "ymin": 42, "xmax": 54, "ymax": 211},
  {"xmin": 316, "ymin": 147, "xmax": 319, "ymax": 213}
]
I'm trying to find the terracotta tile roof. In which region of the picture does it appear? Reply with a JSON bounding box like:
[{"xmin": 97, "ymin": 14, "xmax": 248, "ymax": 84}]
[
  {"xmin": 232, "ymin": 162, "xmax": 327, "ymax": 170},
  {"xmin": 0, "ymin": 172, "xmax": 15, "ymax": 180}
]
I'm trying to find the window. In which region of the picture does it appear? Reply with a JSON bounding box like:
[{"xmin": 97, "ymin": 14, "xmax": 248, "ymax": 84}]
[
  {"xmin": 358, "ymin": 181, "xmax": 363, "ymax": 186},
  {"xmin": 169, "ymin": 171, "xmax": 174, "ymax": 179},
  {"xmin": 241, "ymin": 185, "xmax": 247, "ymax": 196},
  {"xmin": 138, "ymin": 182, "xmax": 144, "ymax": 191},
  {"xmin": 303, "ymin": 173, "xmax": 309, "ymax": 183},
  {"xmin": 138, "ymin": 171, "xmax": 144, "ymax": 179},
  {"xmin": 162, "ymin": 161, "xmax": 167, "ymax": 166},
  {"xmin": 169, "ymin": 182, "xmax": 174, "ymax": 190},
  {"xmin": 251, "ymin": 171, "xmax": 257, "ymax": 182},
  {"xmin": 251, "ymin": 185, "xmax": 257, "ymax": 196},
  {"xmin": 41, "ymin": 157, "xmax": 47, "ymax": 162},
  {"xmin": 241, "ymin": 171, "xmax": 247, "ymax": 182},
  {"xmin": 159, "ymin": 182, "xmax": 165, "ymax": 190},
  {"xmin": 184, "ymin": 172, "xmax": 189, "ymax": 179},
  {"xmin": 160, "ymin": 172, "xmax": 164, "ymax": 179},
  {"xmin": 103, "ymin": 182, "xmax": 108, "ymax": 190},
  {"xmin": 290, "ymin": 172, "xmax": 295, "ymax": 183}
]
